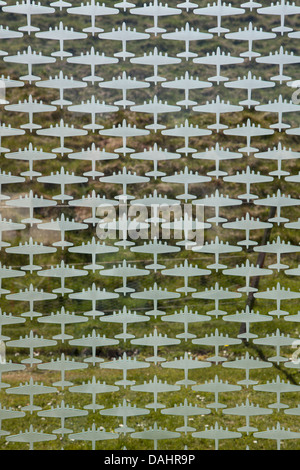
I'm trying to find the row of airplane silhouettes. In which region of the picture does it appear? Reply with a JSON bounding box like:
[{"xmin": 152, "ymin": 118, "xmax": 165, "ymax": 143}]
[
  {"xmin": 3, "ymin": 420, "xmax": 300, "ymax": 449},
  {"xmin": 0, "ymin": 159, "xmax": 300, "ymax": 216},
  {"xmin": 0, "ymin": 249, "xmax": 300, "ymax": 295},
  {"xmin": 1, "ymin": 280, "xmax": 300, "ymax": 321},
  {"xmin": 1, "ymin": 219, "xmax": 300, "ymax": 265},
  {"xmin": 2, "ymin": 387, "xmax": 300, "ymax": 449},
  {"xmin": 0, "ymin": 138, "xmax": 300, "ymax": 178},
  {"xmin": 1, "ymin": 0, "xmax": 300, "ymax": 37},
  {"xmin": 2, "ymin": 327, "xmax": 300, "ymax": 388},
  {"xmin": 1, "ymin": 316, "xmax": 300, "ymax": 450},
  {"xmin": 1, "ymin": 23, "xmax": 300, "ymax": 64},
  {"xmin": 1, "ymin": 92, "xmax": 300, "ymax": 133},
  {"xmin": 1, "ymin": 42, "xmax": 300, "ymax": 83},
  {"xmin": 1, "ymin": 183, "xmax": 300, "ymax": 224}
]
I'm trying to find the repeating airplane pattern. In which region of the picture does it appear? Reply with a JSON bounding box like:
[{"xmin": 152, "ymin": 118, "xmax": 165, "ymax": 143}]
[{"xmin": 0, "ymin": 0, "xmax": 299, "ymax": 450}]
